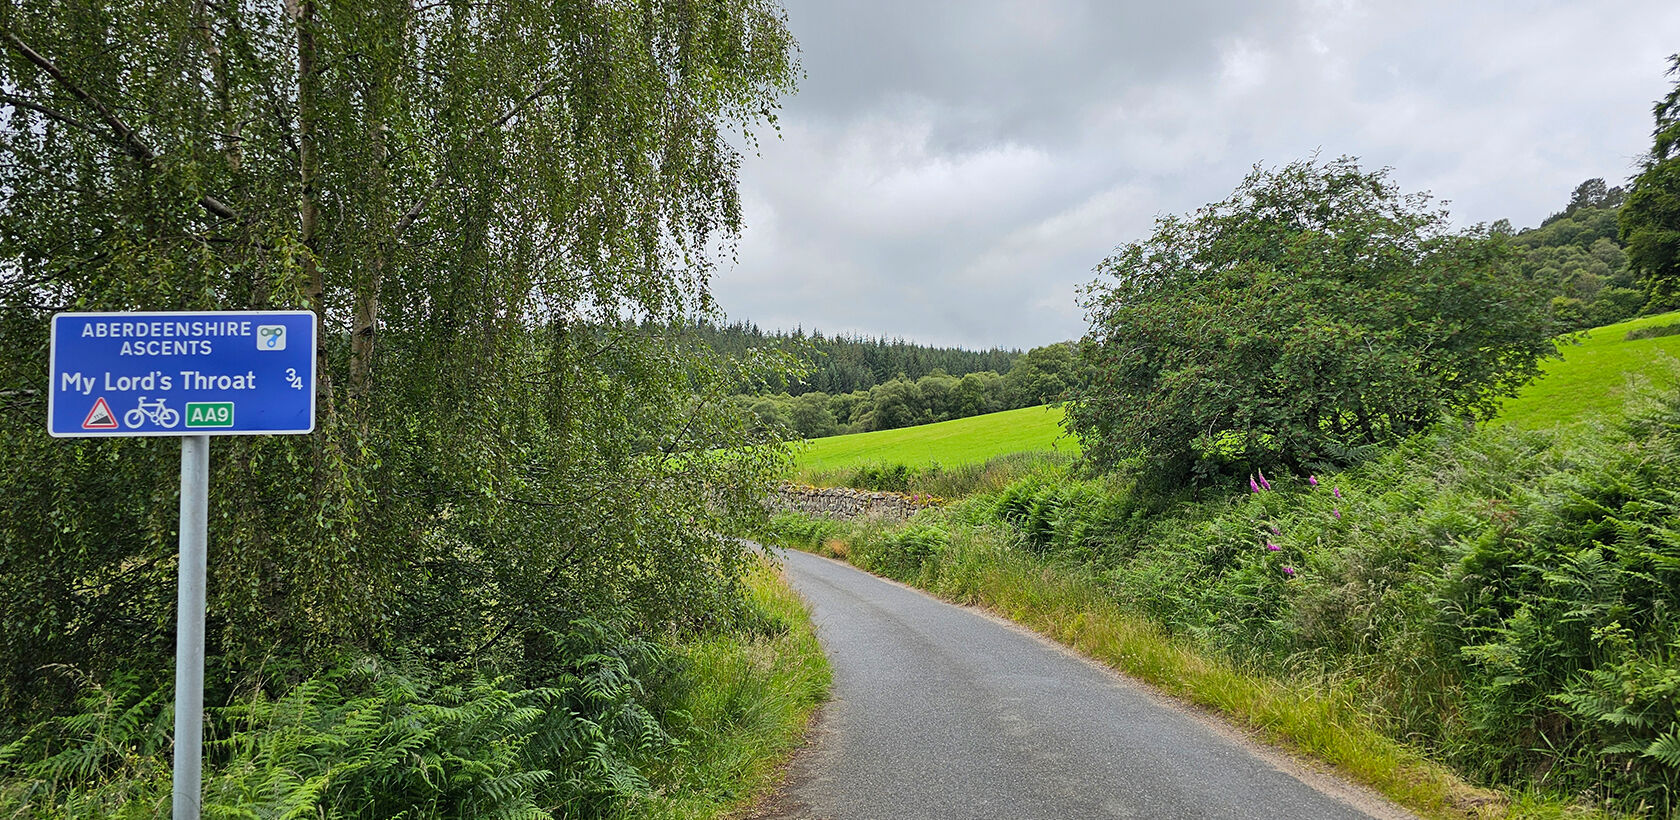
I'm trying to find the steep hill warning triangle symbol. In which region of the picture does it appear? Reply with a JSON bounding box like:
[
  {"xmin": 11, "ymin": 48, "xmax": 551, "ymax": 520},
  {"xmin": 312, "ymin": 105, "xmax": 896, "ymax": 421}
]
[{"xmin": 83, "ymin": 397, "xmax": 118, "ymax": 430}]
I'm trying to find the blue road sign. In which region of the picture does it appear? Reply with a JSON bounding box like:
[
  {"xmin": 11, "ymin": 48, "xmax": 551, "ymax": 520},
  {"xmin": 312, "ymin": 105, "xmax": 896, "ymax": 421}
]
[{"xmin": 48, "ymin": 311, "xmax": 317, "ymax": 437}]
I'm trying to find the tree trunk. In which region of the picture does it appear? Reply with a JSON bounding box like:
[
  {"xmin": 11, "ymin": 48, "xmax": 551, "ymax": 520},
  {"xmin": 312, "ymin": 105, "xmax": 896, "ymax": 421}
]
[
  {"xmin": 290, "ymin": 0, "xmax": 330, "ymax": 404},
  {"xmin": 349, "ymin": 96, "xmax": 385, "ymax": 407}
]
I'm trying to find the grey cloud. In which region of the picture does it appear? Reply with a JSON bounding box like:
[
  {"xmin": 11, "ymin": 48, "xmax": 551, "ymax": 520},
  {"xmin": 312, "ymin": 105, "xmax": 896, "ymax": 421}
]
[{"xmin": 715, "ymin": 0, "xmax": 1680, "ymax": 350}]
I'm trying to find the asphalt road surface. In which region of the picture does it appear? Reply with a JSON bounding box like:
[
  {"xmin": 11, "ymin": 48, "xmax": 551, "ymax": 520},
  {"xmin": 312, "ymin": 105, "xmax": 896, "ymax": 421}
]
[{"xmin": 761, "ymin": 547, "xmax": 1415, "ymax": 820}]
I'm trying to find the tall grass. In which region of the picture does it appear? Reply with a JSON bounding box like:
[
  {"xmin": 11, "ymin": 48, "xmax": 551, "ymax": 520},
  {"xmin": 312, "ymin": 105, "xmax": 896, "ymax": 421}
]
[
  {"xmin": 0, "ymin": 562, "xmax": 828, "ymax": 820},
  {"xmin": 623, "ymin": 561, "xmax": 830, "ymax": 820}
]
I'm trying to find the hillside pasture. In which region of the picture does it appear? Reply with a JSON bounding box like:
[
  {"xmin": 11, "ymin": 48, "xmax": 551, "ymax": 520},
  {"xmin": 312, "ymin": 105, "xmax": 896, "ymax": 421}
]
[
  {"xmin": 794, "ymin": 405, "xmax": 1077, "ymax": 472},
  {"xmin": 1495, "ymin": 310, "xmax": 1680, "ymax": 429}
]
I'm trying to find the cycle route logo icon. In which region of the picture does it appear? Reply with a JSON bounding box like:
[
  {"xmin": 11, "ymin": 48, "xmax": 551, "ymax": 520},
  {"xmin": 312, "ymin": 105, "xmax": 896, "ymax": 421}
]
[
  {"xmin": 122, "ymin": 396, "xmax": 179, "ymax": 429},
  {"xmin": 257, "ymin": 325, "xmax": 286, "ymax": 350}
]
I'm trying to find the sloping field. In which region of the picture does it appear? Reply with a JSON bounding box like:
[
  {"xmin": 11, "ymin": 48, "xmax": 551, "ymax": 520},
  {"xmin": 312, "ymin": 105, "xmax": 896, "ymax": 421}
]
[
  {"xmin": 1496, "ymin": 310, "xmax": 1680, "ymax": 429},
  {"xmin": 795, "ymin": 405, "xmax": 1077, "ymax": 472},
  {"xmin": 792, "ymin": 310, "xmax": 1678, "ymax": 472}
]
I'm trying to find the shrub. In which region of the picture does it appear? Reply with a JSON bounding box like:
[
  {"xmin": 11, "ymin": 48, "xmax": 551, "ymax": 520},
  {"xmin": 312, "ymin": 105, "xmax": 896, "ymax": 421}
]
[{"xmin": 1070, "ymin": 156, "xmax": 1557, "ymax": 483}]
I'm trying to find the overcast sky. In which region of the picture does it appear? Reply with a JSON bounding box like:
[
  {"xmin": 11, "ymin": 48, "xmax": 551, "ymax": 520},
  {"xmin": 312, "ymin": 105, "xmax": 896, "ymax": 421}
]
[{"xmin": 711, "ymin": 0, "xmax": 1680, "ymax": 351}]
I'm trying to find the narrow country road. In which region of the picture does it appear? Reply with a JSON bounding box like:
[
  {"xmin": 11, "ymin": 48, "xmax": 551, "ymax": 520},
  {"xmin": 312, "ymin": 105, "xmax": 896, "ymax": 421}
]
[{"xmin": 760, "ymin": 548, "xmax": 1415, "ymax": 820}]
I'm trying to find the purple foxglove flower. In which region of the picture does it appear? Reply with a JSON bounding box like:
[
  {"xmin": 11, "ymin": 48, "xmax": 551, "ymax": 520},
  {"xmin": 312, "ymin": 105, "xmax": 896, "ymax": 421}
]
[
  {"xmin": 1270, "ymin": 524, "xmax": 1281, "ymax": 536},
  {"xmin": 1250, "ymin": 476, "xmax": 1260, "ymax": 493},
  {"xmin": 1283, "ymin": 566, "xmax": 1296, "ymax": 577},
  {"xmin": 1332, "ymin": 507, "xmax": 1341, "ymax": 519},
  {"xmin": 1266, "ymin": 542, "xmax": 1281, "ymax": 551},
  {"xmin": 1257, "ymin": 470, "xmax": 1272, "ymax": 490},
  {"xmin": 1308, "ymin": 475, "xmax": 1319, "ymax": 487},
  {"xmin": 1333, "ymin": 486, "xmax": 1343, "ymax": 499}
]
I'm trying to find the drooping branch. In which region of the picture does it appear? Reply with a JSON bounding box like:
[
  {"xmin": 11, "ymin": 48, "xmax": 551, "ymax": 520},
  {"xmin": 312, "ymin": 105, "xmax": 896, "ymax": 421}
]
[
  {"xmin": 2, "ymin": 32, "xmax": 239, "ymax": 222},
  {"xmin": 0, "ymin": 92, "xmax": 97, "ymax": 135},
  {"xmin": 391, "ymin": 77, "xmax": 566, "ymax": 239}
]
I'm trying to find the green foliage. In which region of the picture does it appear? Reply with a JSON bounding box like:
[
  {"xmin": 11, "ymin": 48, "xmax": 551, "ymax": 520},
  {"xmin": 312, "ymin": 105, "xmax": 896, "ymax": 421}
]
[
  {"xmin": 798, "ymin": 451, "xmax": 1072, "ymax": 500},
  {"xmin": 846, "ymin": 524, "xmax": 950, "ymax": 582},
  {"xmin": 1, "ymin": 574, "xmax": 831, "ymax": 820},
  {"xmin": 0, "ymin": 0, "xmax": 798, "ymax": 724},
  {"xmin": 1509, "ymin": 180, "xmax": 1642, "ymax": 331},
  {"xmin": 1069, "ymin": 156, "xmax": 1558, "ymax": 483},
  {"xmin": 1621, "ymin": 54, "xmax": 1680, "ymax": 311},
  {"xmin": 764, "ymin": 512, "xmax": 845, "ymax": 552},
  {"xmin": 961, "ymin": 381, "xmax": 1680, "ymax": 811},
  {"xmin": 845, "ymin": 463, "xmax": 915, "ymax": 492},
  {"xmin": 991, "ymin": 473, "xmax": 1145, "ymax": 559},
  {"xmin": 1001, "ymin": 342, "xmax": 1086, "ymax": 408},
  {"xmin": 2, "ymin": 622, "xmax": 670, "ymax": 818},
  {"xmin": 788, "ymin": 393, "xmax": 840, "ymax": 439},
  {"xmin": 728, "ymin": 341, "xmax": 1079, "ymax": 440},
  {"xmin": 616, "ymin": 561, "xmax": 829, "ymax": 820}
]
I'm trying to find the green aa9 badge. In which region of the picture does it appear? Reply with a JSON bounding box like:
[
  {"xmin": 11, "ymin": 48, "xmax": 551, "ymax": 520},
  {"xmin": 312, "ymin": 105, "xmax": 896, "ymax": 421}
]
[{"xmin": 185, "ymin": 401, "xmax": 235, "ymax": 428}]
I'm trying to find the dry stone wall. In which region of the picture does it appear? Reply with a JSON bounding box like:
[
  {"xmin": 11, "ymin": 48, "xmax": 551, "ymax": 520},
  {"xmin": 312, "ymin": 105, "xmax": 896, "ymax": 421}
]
[{"xmin": 772, "ymin": 484, "xmax": 940, "ymax": 522}]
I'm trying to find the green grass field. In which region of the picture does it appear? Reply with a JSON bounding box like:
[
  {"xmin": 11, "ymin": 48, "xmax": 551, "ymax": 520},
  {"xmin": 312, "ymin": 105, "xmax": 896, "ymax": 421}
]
[
  {"xmin": 791, "ymin": 310, "xmax": 1678, "ymax": 473},
  {"xmin": 1495, "ymin": 310, "xmax": 1680, "ymax": 429},
  {"xmin": 794, "ymin": 405, "xmax": 1078, "ymax": 472}
]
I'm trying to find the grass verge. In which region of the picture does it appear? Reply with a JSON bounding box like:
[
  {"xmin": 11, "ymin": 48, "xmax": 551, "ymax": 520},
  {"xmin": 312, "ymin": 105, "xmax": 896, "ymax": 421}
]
[
  {"xmin": 0, "ymin": 560, "xmax": 828, "ymax": 820},
  {"xmin": 622, "ymin": 560, "xmax": 830, "ymax": 820},
  {"xmin": 770, "ymin": 516, "xmax": 1603, "ymax": 820}
]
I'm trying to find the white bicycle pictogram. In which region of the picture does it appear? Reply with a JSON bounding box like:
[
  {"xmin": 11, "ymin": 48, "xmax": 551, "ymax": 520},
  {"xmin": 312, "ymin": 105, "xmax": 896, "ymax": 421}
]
[{"xmin": 124, "ymin": 396, "xmax": 180, "ymax": 429}]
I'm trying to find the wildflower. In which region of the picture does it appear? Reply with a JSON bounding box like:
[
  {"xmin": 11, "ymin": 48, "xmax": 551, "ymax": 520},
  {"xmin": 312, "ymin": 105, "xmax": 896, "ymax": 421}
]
[
  {"xmin": 1283, "ymin": 566, "xmax": 1296, "ymax": 577},
  {"xmin": 1308, "ymin": 475, "xmax": 1319, "ymax": 487},
  {"xmin": 1332, "ymin": 507, "xmax": 1341, "ymax": 519},
  {"xmin": 1266, "ymin": 542, "xmax": 1281, "ymax": 551},
  {"xmin": 1333, "ymin": 486, "xmax": 1342, "ymax": 499},
  {"xmin": 1257, "ymin": 470, "xmax": 1272, "ymax": 490},
  {"xmin": 1250, "ymin": 476, "xmax": 1261, "ymax": 493},
  {"xmin": 1269, "ymin": 524, "xmax": 1281, "ymax": 536}
]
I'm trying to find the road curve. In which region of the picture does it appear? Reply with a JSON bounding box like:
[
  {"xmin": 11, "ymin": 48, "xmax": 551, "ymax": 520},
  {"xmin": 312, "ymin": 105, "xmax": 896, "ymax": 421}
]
[{"xmin": 760, "ymin": 547, "xmax": 1414, "ymax": 820}]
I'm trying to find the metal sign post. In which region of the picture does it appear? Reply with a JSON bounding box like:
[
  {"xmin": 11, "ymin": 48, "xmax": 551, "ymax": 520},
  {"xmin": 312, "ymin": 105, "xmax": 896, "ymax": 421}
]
[
  {"xmin": 174, "ymin": 435, "xmax": 209, "ymax": 818},
  {"xmin": 47, "ymin": 311, "xmax": 317, "ymax": 819}
]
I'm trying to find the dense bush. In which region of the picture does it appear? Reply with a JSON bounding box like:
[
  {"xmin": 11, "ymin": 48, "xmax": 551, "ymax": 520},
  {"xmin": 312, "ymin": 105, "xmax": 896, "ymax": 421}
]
[
  {"xmin": 1509, "ymin": 179, "xmax": 1645, "ymax": 331},
  {"xmin": 1070, "ymin": 156, "xmax": 1557, "ymax": 483},
  {"xmin": 846, "ymin": 525, "xmax": 950, "ymax": 582},
  {"xmin": 0, "ymin": 0, "xmax": 795, "ymax": 721},
  {"xmin": 1620, "ymin": 53, "xmax": 1680, "ymax": 311},
  {"xmin": 0, "ymin": 567, "xmax": 830, "ymax": 819}
]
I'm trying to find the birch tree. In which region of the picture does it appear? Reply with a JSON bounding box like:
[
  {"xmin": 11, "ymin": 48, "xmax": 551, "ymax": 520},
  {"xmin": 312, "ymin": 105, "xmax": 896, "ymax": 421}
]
[{"xmin": 0, "ymin": 0, "xmax": 797, "ymax": 707}]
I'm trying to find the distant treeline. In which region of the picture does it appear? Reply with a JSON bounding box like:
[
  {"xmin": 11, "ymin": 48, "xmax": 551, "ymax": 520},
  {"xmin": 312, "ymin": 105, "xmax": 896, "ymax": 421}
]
[
  {"xmin": 1506, "ymin": 178, "xmax": 1646, "ymax": 330},
  {"xmin": 729, "ymin": 343, "xmax": 1088, "ymax": 439},
  {"xmin": 686, "ymin": 320, "xmax": 1021, "ymax": 395}
]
